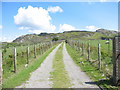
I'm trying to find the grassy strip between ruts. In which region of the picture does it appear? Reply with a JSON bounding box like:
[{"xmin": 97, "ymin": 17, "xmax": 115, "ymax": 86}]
[
  {"xmin": 2, "ymin": 44, "xmax": 58, "ymax": 88},
  {"xmin": 66, "ymin": 43, "xmax": 119, "ymax": 89},
  {"xmin": 50, "ymin": 43, "xmax": 72, "ymax": 88}
]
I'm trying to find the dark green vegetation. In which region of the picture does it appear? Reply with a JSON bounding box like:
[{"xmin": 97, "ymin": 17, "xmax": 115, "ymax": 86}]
[
  {"xmin": 50, "ymin": 43, "xmax": 71, "ymax": 88},
  {"xmin": 66, "ymin": 40, "xmax": 119, "ymax": 89},
  {"xmin": 52, "ymin": 37, "xmax": 59, "ymax": 41},
  {"xmin": 12, "ymin": 29, "xmax": 118, "ymax": 45},
  {"xmin": 2, "ymin": 44, "xmax": 58, "ymax": 88}
]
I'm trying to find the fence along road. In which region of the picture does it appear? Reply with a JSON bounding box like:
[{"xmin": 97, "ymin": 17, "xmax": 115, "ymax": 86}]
[
  {"xmin": 16, "ymin": 42, "xmax": 99, "ymax": 88},
  {"xmin": 16, "ymin": 43, "xmax": 62, "ymax": 88},
  {"xmin": 63, "ymin": 43, "xmax": 99, "ymax": 88}
]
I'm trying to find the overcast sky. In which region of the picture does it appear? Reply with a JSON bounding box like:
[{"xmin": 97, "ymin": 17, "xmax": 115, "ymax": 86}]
[{"xmin": 1, "ymin": 1, "xmax": 118, "ymax": 42}]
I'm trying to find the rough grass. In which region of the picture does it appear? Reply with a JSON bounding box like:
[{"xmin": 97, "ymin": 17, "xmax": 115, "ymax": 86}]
[
  {"xmin": 69, "ymin": 39, "xmax": 113, "ymax": 76},
  {"xmin": 50, "ymin": 43, "xmax": 72, "ymax": 88},
  {"xmin": 82, "ymin": 40, "xmax": 113, "ymax": 76},
  {"xmin": 2, "ymin": 45, "xmax": 57, "ymax": 88},
  {"xmin": 2, "ymin": 44, "xmax": 45, "ymax": 79}
]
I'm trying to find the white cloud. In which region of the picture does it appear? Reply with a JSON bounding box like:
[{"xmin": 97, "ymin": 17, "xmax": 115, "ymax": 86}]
[
  {"xmin": 47, "ymin": 6, "xmax": 63, "ymax": 13},
  {"xmin": 28, "ymin": 30, "xmax": 45, "ymax": 34},
  {"xmin": 0, "ymin": 37, "xmax": 6, "ymax": 41},
  {"xmin": 85, "ymin": 25, "xmax": 100, "ymax": 31},
  {"xmin": 59, "ymin": 24, "xmax": 77, "ymax": 32},
  {"xmin": 0, "ymin": 36, "xmax": 12, "ymax": 42},
  {"xmin": 14, "ymin": 6, "xmax": 56, "ymax": 34},
  {"xmin": 18, "ymin": 27, "xmax": 30, "ymax": 30},
  {"xmin": 0, "ymin": 25, "xmax": 2, "ymax": 29}
]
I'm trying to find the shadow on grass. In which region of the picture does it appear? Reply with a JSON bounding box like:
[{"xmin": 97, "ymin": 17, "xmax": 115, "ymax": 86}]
[
  {"xmin": 85, "ymin": 81, "xmax": 97, "ymax": 85},
  {"xmin": 85, "ymin": 78, "xmax": 115, "ymax": 88}
]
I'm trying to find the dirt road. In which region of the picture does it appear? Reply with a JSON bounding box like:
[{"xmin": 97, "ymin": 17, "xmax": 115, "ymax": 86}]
[
  {"xmin": 16, "ymin": 44, "xmax": 61, "ymax": 88},
  {"xmin": 63, "ymin": 43, "xmax": 99, "ymax": 88},
  {"xmin": 16, "ymin": 43, "xmax": 99, "ymax": 88}
]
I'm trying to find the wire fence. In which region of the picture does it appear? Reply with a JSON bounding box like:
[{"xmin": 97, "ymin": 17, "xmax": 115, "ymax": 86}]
[
  {"xmin": 2, "ymin": 41, "xmax": 59, "ymax": 78},
  {"xmin": 67, "ymin": 39, "xmax": 113, "ymax": 78}
]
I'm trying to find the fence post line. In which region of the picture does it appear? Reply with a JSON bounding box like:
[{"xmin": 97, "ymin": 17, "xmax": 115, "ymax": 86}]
[
  {"xmin": 108, "ymin": 39, "xmax": 110, "ymax": 57},
  {"xmin": 98, "ymin": 43, "xmax": 101, "ymax": 70},
  {"xmin": 48, "ymin": 42, "xmax": 49, "ymax": 49},
  {"xmin": 0, "ymin": 49, "xmax": 2, "ymax": 85},
  {"xmin": 77, "ymin": 41, "xmax": 79, "ymax": 51},
  {"xmin": 14, "ymin": 47, "xmax": 17, "ymax": 73},
  {"xmin": 34, "ymin": 45, "xmax": 36, "ymax": 58},
  {"xmin": 113, "ymin": 37, "xmax": 120, "ymax": 85},
  {"xmin": 44, "ymin": 43, "xmax": 46, "ymax": 51},
  {"xmin": 41, "ymin": 44, "xmax": 43, "ymax": 54},
  {"xmin": 79, "ymin": 41, "xmax": 80, "ymax": 51},
  {"xmin": 45, "ymin": 43, "xmax": 46, "ymax": 52},
  {"xmin": 82, "ymin": 42, "xmax": 84, "ymax": 56},
  {"xmin": 76, "ymin": 41, "xmax": 78, "ymax": 51},
  {"xmin": 75, "ymin": 41, "xmax": 77, "ymax": 50},
  {"xmin": 88, "ymin": 42, "xmax": 90, "ymax": 61},
  {"xmin": 46, "ymin": 43, "xmax": 48, "ymax": 51},
  {"xmin": 51, "ymin": 41, "xmax": 53, "ymax": 48},
  {"xmin": 73, "ymin": 41, "xmax": 75, "ymax": 49},
  {"xmin": 39, "ymin": 43, "xmax": 40, "ymax": 53},
  {"xmin": 27, "ymin": 46, "xmax": 29, "ymax": 64},
  {"xmin": 42, "ymin": 43, "xmax": 44, "ymax": 54}
]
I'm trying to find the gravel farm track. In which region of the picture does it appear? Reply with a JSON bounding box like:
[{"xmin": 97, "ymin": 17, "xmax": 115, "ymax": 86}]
[{"xmin": 16, "ymin": 43, "xmax": 100, "ymax": 89}]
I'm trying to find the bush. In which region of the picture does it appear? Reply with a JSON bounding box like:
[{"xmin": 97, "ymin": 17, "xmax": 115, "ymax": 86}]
[
  {"xmin": 52, "ymin": 37, "xmax": 58, "ymax": 41},
  {"xmin": 65, "ymin": 40, "xmax": 68, "ymax": 43}
]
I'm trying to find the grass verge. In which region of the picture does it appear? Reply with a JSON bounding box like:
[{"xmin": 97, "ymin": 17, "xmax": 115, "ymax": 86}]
[
  {"xmin": 50, "ymin": 43, "xmax": 72, "ymax": 88},
  {"xmin": 66, "ymin": 43, "xmax": 119, "ymax": 89},
  {"xmin": 2, "ymin": 44, "xmax": 58, "ymax": 88}
]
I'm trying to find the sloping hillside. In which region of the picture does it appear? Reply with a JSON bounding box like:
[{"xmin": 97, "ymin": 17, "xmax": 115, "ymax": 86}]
[{"xmin": 12, "ymin": 29, "xmax": 118, "ymax": 44}]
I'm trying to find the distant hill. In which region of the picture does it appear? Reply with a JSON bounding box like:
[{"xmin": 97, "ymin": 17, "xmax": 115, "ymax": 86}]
[
  {"xmin": 12, "ymin": 29, "xmax": 118, "ymax": 44},
  {"xmin": 96, "ymin": 29, "xmax": 118, "ymax": 36}
]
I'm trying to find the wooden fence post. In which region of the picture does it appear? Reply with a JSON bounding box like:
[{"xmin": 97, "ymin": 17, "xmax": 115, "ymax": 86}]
[
  {"xmin": 14, "ymin": 47, "xmax": 17, "ymax": 73},
  {"xmin": 98, "ymin": 43, "xmax": 101, "ymax": 70},
  {"xmin": 45, "ymin": 43, "xmax": 47, "ymax": 51},
  {"xmin": 0, "ymin": 50, "xmax": 2, "ymax": 86},
  {"xmin": 42, "ymin": 44, "xmax": 44, "ymax": 53},
  {"xmin": 41, "ymin": 44, "xmax": 43, "ymax": 54},
  {"xmin": 34, "ymin": 45, "xmax": 36, "ymax": 58},
  {"xmin": 88, "ymin": 42, "xmax": 90, "ymax": 61},
  {"xmin": 39, "ymin": 44, "xmax": 41, "ymax": 54},
  {"xmin": 113, "ymin": 37, "xmax": 120, "ymax": 85},
  {"xmin": 46, "ymin": 43, "xmax": 47, "ymax": 51},
  {"xmin": 45, "ymin": 43, "xmax": 48, "ymax": 51},
  {"xmin": 77, "ymin": 41, "xmax": 79, "ymax": 51},
  {"xmin": 74, "ymin": 42, "xmax": 75, "ymax": 49},
  {"xmin": 78, "ymin": 41, "xmax": 80, "ymax": 51},
  {"xmin": 45, "ymin": 43, "xmax": 46, "ymax": 51},
  {"xmin": 108, "ymin": 39, "xmax": 110, "ymax": 57},
  {"xmin": 51, "ymin": 41, "xmax": 53, "ymax": 48},
  {"xmin": 82, "ymin": 42, "xmax": 84, "ymax": 56},
  {"xmin": 27, "ymin": 46, "xmax": 29, "ymax": 64}
]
